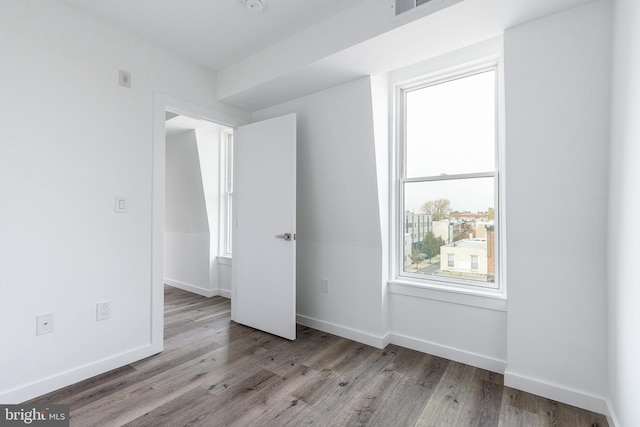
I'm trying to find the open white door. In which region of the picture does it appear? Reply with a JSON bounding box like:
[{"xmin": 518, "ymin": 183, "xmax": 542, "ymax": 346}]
[{"xmin": 231, "ymin": 113, "xmax": 296, "ymax": 340}]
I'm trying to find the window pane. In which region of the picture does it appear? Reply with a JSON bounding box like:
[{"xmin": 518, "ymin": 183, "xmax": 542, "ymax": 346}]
[
  {"xmin": 402, "ymin": 177, "xmax": 495, "ymax": 284},
  {"xmin": 405, "ymin": 70, "xmax": 495, "ymax": 178}
]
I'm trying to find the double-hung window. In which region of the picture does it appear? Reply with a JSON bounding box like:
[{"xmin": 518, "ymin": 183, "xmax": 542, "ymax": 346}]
[
  {"xmin": 397, "ymin": 64, "xmax": 499, "ymax": 290},
  {"xmin": 222, "ymin": 130, "xmax": 234, "ymax": 256}
]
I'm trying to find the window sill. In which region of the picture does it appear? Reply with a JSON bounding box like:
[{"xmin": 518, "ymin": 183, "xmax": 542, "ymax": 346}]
[
  {"xmin": 217, "ymin": 256, "xmax": 232, "ymax": 266},
  {"xmin": 388, "ymin": 279, "xmax": 507, "ymax": 312}
]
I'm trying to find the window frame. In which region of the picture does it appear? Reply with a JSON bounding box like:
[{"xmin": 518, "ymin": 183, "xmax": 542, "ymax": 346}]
[{"xmin": 392, "ymin": 60, "xmax": 504, "ymax": 296}]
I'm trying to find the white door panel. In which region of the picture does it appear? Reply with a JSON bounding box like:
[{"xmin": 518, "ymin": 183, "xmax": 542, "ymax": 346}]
[{"xmin": 231, "ymin": 113, "xmax": 296, "ymax": 340}]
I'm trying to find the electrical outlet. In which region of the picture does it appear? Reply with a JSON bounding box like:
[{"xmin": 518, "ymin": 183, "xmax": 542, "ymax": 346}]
[
  {"xmin": 36, "ymin": 313, "xmax": 54, "ymax": 335},
  {"xmin": 321, "ymin": 278, "xmax": 330, "ymax": 294},
  {"xmin": 96, "ymin": 302, "xmax": 111, "ymax": 321}
]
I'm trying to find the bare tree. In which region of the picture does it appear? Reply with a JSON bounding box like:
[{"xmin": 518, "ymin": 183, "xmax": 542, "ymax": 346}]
[
  {"xmin": 421, "ymin": 199, "xmax": 451, "ymax": 221},
  {"xmin": 410, "ymin": 250, "xmax": 424, "ymax": 268}
]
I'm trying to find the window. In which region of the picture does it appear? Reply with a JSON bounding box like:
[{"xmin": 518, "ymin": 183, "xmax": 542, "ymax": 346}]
[
  {"xmin": 397, "ymin": 65, "xmax": 499, "ymax": 289},
  {"xmin": 222, "ymin": 130, "xmax": 234, "ymax": 256}
]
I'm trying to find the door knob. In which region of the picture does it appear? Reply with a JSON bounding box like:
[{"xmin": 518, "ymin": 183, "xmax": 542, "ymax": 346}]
[{"xmin": 275, "ymin": 233, "xmax": 293, "ymax": 241}]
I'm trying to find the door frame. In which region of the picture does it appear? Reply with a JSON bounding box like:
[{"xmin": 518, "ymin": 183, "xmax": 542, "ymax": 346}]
[{"xmin": 151, "ymin": 92, "xmax": 246, "ymax": 353}]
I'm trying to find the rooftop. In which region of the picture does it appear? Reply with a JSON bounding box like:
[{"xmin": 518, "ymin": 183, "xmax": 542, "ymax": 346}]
[{"xmin": 445, "ymin": 239, "xmax": 487, "ymax": 249}]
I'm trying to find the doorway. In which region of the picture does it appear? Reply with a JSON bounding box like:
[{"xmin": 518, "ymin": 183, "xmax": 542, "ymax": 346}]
[
  {"xmin": 164, "ymin": 111, "xmax": 233, "ymax": 299},
  {"xmin": 150, "ymin": 93, "xmax": 243, "ymax": 354}
]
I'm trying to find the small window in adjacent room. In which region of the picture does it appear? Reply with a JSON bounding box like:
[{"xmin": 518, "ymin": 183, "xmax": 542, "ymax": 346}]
[
  {"xmin": 396, "ymin": 64, "xmax": 499, "ymax": 290},
  {"xmin": 222, "ymin": 130, "xmax": 234, "ymax": 256}
]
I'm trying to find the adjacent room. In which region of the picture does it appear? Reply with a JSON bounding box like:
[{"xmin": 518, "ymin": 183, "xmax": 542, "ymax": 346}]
[{"xmin": 0, "ymin": 0, "xmax": 638, "ymax": 426}]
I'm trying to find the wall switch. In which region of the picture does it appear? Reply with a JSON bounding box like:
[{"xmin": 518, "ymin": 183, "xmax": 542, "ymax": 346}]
[
  {"xmin": 114, "ymin": 196, "xmax": 128, "ymax": 213},
  {"xmin": 36, "ymin": 313, "xmax": 54, "ymax": 335},
  {"xmin": 119, "ymin": 70, "xmax": 131, "ymax": 88},
  {"xmin": 96, "ymin": 302, "xmax": 111, "ymax": 321},
  {"xmin": 321, "ymin": 278, "xmax": 330, "ymax": 294}
]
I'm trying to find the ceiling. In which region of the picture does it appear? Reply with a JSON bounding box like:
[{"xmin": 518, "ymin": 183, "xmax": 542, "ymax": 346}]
[
  {"xmin": 56, "ymin": 0, "xmax": 367, "ymax": 71},
  {"xmin": 164, "ymin": 113, "xmax": 226, "ymax": 137},
  {"xmin": 56, "ymin": 0, "xmax": 595, "ymax": 111}
]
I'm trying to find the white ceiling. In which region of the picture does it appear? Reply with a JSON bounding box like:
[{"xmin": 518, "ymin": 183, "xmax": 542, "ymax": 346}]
[
  {"xmin": 55, "ymin": 0, "xmax": 595, "ymax": 111},
  {"xmin": 165, "ymin": 114, "xmax": 224, "ymax": 137},
  {"xmin": 55, "ymin": 0, "xmax": 367, "ymax": 71}
]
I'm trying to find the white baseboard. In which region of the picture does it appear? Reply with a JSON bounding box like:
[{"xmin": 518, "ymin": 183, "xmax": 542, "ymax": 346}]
[
  {"xmin": 296, "ymin": 314, "xmax": 388, "ymax": 349},
  {"xmin": 218, "ymin": 289, "xmax": 232, "ymax": 299},
  {"xmin": 390, "ymin": 332, "xmax": 507, "ymax": 374},
  {"xmin": 606, "ymin": 399, "xmax": 620, "ymax": 427},
  {"xmin": 0, "ymin": 343, "xmax": 160, "ymax": 404},
  {"xmin": 504, "ymin": 370, "xmax": 608, "ymax": 415},
  {"xmin": 164, "ymin": 279, "xmax": 218, "ymax": 298},
  {"xmin": 381, "ymin": 331, "xmax": 392, "ymax": 348}
]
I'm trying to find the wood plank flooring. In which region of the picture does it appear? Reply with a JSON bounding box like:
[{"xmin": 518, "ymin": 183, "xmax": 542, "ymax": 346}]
[{"xmin": 28, "ymin": 286, "xmax": 609, "ymax": 426}]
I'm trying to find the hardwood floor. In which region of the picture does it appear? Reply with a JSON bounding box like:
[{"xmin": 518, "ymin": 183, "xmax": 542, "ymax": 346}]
[{"xmin": 28, "ymin": 286, "xmax": 609, "ymax": 426}]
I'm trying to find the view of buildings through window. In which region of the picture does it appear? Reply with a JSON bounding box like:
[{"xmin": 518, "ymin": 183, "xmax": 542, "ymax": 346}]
[{"xmin": 400, "ymin": 67, "xmax": 497, "ymax": 286}]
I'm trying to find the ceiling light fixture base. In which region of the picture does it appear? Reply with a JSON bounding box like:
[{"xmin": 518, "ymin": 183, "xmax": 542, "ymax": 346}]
[{"xmin": 243, "ymin": 0, "xmax": 265, "ymax": 12}]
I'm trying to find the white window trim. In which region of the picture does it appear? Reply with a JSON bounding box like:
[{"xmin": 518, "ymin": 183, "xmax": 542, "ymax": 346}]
[
  {"xmin": 388, "ymin": 39, "xmax": 507, "ymax": 304},
  {"xmin": 217, "ymin": 255, "xmax": 232, "ymax": 266},
  {"xmin": 388, "ymin": 279, "xmax": 507, "ymax": 311},
  {"xmin": 398, "ymin": 64, "xmax": 499, "ymax": 290}
]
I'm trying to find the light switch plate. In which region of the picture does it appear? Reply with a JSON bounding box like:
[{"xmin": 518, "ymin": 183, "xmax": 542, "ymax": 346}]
[
  {"xmin": 321, "ymin": 278, "xmax": 330, "ymax": 293},
  {"xmin": 114, "ymin": 196, "xmax": 128, "ymax": 213}
]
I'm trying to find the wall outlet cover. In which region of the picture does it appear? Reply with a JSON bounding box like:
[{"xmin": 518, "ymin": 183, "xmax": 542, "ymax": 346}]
[
  {"xmin": 96, "ymin": 302, "xmax": 111, "ymax": 321},
  {"xmin": 36, "ymin": 313, "xmax": 54, "ymax": 335}
]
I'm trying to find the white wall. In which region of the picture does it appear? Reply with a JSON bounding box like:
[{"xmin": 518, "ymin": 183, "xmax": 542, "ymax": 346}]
[
  {"xmin": 608, "ymin": 0, "xmax": 640, "ymax": 425},
  {"xmin": 217, "ymin": 258, "xmax": 232, "ymax": 298},
  {"xmin": 252, "ymin": 77, "xmax": 386, "ymax": 346},
  {"xmin": 370, "ymin": 74, "xmax": 391, "ymax": 341},
  {"xmin": 504, "ymin": 0, "xmax": 611, "ymax": 413},
  {"xmin": 390, "ymin": 294, "xmax": 507, "ymax": 371},
  {"xmin": 0, "ymin": 0, "xmax": 246, "ymax": 403},
  {"xmin": 164, "ymin": 130, "xmax": 211, "ymax": 294}
]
